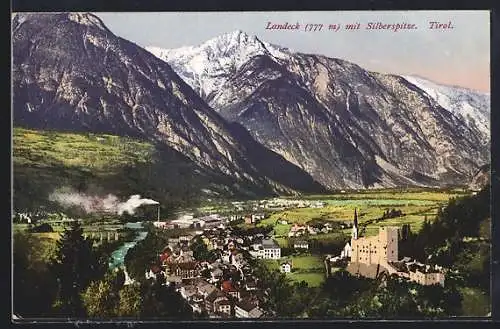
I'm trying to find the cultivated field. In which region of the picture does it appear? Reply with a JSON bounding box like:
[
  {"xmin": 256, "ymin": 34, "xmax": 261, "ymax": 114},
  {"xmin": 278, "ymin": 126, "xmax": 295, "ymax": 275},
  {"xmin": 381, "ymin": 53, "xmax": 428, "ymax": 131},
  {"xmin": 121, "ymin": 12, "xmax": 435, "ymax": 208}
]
[
  {"xmin": 263, "ymin": 254, "xmax": 326, "ymax": 287},
  {"xmin": 259, "ymin": 189, "xmax": 465, "ymax": 238}
]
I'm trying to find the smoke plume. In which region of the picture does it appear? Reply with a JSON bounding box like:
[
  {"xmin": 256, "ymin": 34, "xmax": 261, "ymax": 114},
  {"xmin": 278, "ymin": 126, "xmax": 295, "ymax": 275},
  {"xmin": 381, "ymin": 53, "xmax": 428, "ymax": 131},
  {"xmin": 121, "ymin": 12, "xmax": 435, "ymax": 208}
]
[{"xmin": 49, "ymin": 189, "xmax": 159, "ymax": 215}]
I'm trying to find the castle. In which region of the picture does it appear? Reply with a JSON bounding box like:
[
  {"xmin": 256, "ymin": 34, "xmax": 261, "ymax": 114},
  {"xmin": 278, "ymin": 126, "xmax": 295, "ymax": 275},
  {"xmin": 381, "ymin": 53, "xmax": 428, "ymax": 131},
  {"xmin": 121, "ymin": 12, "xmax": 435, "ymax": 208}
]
[{"xmin": 344, "ymin": 209, "xmax": 445, "ymax": 286}]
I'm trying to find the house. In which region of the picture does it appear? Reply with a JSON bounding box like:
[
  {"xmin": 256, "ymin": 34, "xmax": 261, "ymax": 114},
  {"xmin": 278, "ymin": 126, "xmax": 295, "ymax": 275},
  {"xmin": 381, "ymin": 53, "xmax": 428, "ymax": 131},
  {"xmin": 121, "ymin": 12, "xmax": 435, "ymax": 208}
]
[
  {"xmin": 288, "ymin": 224, "xmax": 307, "ymax": 237},
  {"xmin": 261, "ymin": 238, "xmax": 281, "ymax": 259},
  {"xmin": 170, "ymin": 218, "xmax": 195, "ymax": 229},
  {"xmin": 170, "ymin": 251, "xmax": 196, "ymax": 264},
  {"xmin": 188, "ymin": 300, "xmax": 204, "ymax": 314},
  {"xmin": 205, "ymin": 290, "xmax": 230, "ymax": 314},
  {"xmin": 165, "ymin": 262, "xmax": 199, "ymax": 280},
  {"xmin": 252, "ymin": 213, "xmax": 266, "ymax": 221},
  {"xmin": 245, "ymin": 279, "xmax": 258, "ymax": 291},
  {"xmin": 210, "ymin": 238, "xmax": 225, "ymax": 250},
  {"xmin": 251, "ymin": 241, "xmax": 263, "ymax": 251},
  {"xmin": 165, "ymin": 275, "xmax": 183, "ymax": 285},
  {"xmin": 235, "ymin": 300, "xmax": 264, "ymax": 318},
  {"xmin": 340, "ymin": 242, "xmax": 352, "ymax": 258},
  {"xmin": 244, "ymin": 215, "xmax": 254, "ymax": 225},
  {"xmin": 281, "ymin": 262, "xmax": 292, "ymax": 273},
  {"xmin": 179, "ymin": 234, "xmax": 194, "ymax": 242},
  {"xmin": 168, "ymin": 237, "xmax": 180, "ymax": 245},
  {"xmin": 195, "ymin": 279, "xmax": 217, "ymax": 297},
  {"xmin": 145, "ymin": 265, "xmax": 163, "ymax": 280},
  {"xmin": 211, "ymin": 268, "xmax": 224, "ymax": 281},
  {"xmin": 198, "ymin": 214, "xmax": 223, "ymax": 229},
  {"xmin": 216, "ymin": 299, "xmax": 232, "ymax": 316},
  {"xmin": 222, "ymin": 251, "xmax": 232, "ymax": 264},
  {"xmin": 195, "ymin": 279, "xmax": 218, "ymax": 297},
  {"xmin": 329, "ymin": 256, "xmax": 341, "ymax": 264},
  {"xmin": 153, "ymin": 221, "xmax": 168, "ymax": 229},
  {"xmin": 311, "ymin": 201, "xmax": 325, "ymax": 208},
  {"xmin": 307, "ymin": 225, "xmax": 318, "ymax": 235},
  {"xmin": 231, "ymin": 252, "xmax": 246, "ymax": 268},
  {"xmin": 192, "ymin": 220, "xmax": 206, "ymax": 229},
  {"xmin": 179, "ymin": 284, "xmax": 198, "ymax": 300},
  {"xmin": 404, "ymin": 261, "xmax": 446, "ymax": 286},
  {"xmin": 293, "ymin": 240, "xmax": 309, "ymax": 250},
  {"xmin": 159, "ymin": 250, "xmax": 171, "ymax": 264},
  {"xmin": 221, "ymin": 280, "xmax": 240, "ymax": 300},
  {"xmin": 204, "ymin": 218, "xmax": 222, "ymax": 229}
]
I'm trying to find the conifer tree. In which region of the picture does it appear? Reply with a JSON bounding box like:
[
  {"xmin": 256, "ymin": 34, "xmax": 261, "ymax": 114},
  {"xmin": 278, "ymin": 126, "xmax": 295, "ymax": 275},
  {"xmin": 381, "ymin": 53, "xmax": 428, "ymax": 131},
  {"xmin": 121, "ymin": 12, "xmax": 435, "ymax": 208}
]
[{"xmin": 50, "ymin": 221, "xmax": 103, "ymax": 316}]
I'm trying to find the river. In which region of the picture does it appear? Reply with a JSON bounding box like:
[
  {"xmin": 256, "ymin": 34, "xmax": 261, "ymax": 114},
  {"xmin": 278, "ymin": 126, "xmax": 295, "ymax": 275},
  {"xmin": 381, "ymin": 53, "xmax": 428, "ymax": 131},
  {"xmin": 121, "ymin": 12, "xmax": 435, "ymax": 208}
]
[{"xmin": 108, "ymin": 222, "xmax": 148, "ymax": 271}]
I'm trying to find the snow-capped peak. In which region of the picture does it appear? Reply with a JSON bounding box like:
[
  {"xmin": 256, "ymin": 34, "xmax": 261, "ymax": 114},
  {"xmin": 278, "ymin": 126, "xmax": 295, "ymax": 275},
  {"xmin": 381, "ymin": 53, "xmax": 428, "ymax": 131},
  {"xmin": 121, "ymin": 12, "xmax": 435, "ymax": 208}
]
[
  {"xmin": 146, "ymin": 30, "xmax": 290, "ymax": 99},
  {"xmin": 403, "ymin": 75, "xmax": 490, "ymax": 143}
]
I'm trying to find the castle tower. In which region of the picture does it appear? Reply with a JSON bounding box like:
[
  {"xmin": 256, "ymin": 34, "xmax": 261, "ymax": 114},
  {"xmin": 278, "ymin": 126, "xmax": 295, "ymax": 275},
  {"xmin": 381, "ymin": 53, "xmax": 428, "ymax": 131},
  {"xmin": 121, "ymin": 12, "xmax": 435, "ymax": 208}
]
[
  {"xmin": 351, "ymin": 208, "xmax": 358, "ymax": 240},
  {"xmin": 379, "ymin": 227, "xmax": 399, "ymax": 262}
]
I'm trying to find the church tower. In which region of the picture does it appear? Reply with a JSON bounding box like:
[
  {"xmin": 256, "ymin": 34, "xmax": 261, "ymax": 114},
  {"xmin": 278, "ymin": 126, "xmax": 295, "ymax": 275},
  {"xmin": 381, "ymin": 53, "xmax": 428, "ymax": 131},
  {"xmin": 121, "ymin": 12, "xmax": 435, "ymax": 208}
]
[{"xmin": 351, "ymin": 208, "xmax": 358, "ymax": 240}]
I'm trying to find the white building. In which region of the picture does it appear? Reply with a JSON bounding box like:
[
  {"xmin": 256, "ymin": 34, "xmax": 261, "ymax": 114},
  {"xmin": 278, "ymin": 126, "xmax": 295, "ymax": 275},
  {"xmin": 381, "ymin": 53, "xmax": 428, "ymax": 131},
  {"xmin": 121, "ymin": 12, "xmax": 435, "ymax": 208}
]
[
  {"xmin": 252, "ymin": 213, "xmax": 266, "ymax": 221},
  {"xmin": 261, "ymin": 239, "xmax": 281, "ymax": 259},
  {"xmin": 340, "ymin": 242, "xmax": 352, "ymax": 258},
  {"xmin": 235, "ymin": 302, "xmax": 264, "ymax": 318},
  {"xmin": 170, "ymin": 218, "xmax": 196, "ymax": 229},
  {"xmin": 281, "ymin": 262, "xmax": 292, "ymax": 273},
  {"xmin": 153, "ymin": 221, "xmax": 168, "ymax": 229},
  {"xmin": 311, "ymin": 201, "xmax": 325, "ymax": 208},
  {"xmin": 293, "ymin": 240, "xmax": 309, "ymax": 250}
]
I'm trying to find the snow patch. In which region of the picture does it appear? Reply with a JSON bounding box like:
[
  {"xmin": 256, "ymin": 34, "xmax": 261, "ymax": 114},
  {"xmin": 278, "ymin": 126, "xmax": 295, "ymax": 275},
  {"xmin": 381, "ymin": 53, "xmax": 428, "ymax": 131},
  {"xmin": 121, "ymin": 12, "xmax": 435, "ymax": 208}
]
[
  {"xmin": 403, "ymin": 75, "xmax": 490, "ymax": 142},
  {"xmin": 146, "ymin": 30, "xmax": 291, "ymax": 105}
]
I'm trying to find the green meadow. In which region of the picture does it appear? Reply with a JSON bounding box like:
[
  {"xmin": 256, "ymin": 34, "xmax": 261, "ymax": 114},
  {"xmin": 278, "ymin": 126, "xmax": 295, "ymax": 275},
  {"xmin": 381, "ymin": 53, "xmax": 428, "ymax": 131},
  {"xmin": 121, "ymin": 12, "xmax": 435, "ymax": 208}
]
[
  {"xmin": 259, "ymin": 189, "xmax": 463, "ymax": 239},
  {"xmin": 263, "ymin": 254, "xmax": 326, "ymax": 287}
]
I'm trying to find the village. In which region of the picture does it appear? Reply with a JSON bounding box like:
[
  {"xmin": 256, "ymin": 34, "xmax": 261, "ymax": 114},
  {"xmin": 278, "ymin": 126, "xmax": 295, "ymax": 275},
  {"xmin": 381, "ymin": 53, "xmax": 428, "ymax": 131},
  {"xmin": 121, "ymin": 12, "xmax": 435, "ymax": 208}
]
[
  {"xmin": 143, "ymin": 199, "xmax": 448, "ymax": 319},
  {"xmin": 14, "ymin": 195, "xmax": 450, "ymax": 319}
]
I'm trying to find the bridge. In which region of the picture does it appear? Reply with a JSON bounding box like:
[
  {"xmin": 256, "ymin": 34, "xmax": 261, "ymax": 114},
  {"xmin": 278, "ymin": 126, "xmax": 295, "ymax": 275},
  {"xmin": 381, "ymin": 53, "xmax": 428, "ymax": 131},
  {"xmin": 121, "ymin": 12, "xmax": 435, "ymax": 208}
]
[{"xmin": 83, "ymin": 225, "xmax": 125, "ymax": 243}]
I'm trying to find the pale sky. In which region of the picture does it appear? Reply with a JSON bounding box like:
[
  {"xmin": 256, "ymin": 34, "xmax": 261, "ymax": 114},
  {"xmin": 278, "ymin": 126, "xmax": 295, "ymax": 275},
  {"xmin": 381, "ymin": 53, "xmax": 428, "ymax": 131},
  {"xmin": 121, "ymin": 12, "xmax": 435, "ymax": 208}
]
[{"xmin": 95, "ymin": 11, "xmax": 490, "ymax": 92}]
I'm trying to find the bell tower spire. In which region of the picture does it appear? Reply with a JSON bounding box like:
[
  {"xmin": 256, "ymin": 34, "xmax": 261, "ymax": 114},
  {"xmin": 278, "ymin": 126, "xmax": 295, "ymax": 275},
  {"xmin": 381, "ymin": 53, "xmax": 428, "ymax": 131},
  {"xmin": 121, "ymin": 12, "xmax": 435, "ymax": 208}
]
[{"xmin": 352, "ymin": 208, "xmax": 358, "ymax": 240}]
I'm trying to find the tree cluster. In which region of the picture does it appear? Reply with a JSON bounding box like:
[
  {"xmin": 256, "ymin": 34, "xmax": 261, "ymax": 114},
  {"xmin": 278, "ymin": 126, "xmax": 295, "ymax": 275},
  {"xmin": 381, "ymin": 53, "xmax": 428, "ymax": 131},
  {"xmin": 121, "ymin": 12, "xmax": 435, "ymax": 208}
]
[
  {"xmin": 309, "ymin": 270, "xmax": 462, "ymax": 318},
  {"xmin": 190, "ymin": 237, "xmax": 218, "ymax": 262}
]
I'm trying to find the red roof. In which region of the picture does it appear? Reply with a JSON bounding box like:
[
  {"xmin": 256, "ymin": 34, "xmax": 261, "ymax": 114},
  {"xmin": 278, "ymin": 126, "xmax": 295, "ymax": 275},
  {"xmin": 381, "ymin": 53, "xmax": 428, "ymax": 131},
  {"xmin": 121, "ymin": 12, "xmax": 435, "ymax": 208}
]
[
  {"xmin": 222, "ymin": 280, "xmax": 238, "ymax": 292},
  {"xmin": 160, "ymin": 252, "xmax": 170, "ymax": 262},
  {"xmin": 150, "ymin": 265, "xmax": 161, "ymax": 274}
]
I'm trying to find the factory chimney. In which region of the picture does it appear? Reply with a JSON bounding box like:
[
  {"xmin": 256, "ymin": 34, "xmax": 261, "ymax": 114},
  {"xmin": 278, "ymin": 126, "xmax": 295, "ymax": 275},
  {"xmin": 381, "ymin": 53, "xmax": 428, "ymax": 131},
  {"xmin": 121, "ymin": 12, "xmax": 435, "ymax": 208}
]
[{"xmin": 157, "ymin": 204, "xmax": 160, "ymax": 221}]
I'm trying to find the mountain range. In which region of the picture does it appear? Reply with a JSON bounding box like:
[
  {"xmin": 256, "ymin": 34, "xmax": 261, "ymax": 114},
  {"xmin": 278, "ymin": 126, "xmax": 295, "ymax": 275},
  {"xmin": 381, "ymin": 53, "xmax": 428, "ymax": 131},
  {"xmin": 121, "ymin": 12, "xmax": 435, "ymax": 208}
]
[
  {"xmin": 12, "ymin": 13, "xmax": 490, "ymax": 201},
  {"xmin": 147, "ymin": 31, "xmax": 490, "ymax": 189}
]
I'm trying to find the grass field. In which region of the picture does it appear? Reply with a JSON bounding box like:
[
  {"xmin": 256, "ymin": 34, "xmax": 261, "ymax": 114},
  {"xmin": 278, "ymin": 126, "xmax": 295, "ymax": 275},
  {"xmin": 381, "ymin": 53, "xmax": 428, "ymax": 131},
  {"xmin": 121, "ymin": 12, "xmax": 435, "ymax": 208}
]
[
  {"xmin": 258, "ymin": 189, "xmax": 462, "ymax": 240},
  {"xmin": 263, "ymin": 254, "xmax": 326, "ymax": 287},
  {"xmin": 300, "ymin": 190, "xmax": 468, "ymax": 201},
  {"xmin": 287, "ymin": 272, "xmax": 325, "ymax": 287},
  {"xmin": 14, "ymin": 128, "xmax": 154, "ymax": 171}
]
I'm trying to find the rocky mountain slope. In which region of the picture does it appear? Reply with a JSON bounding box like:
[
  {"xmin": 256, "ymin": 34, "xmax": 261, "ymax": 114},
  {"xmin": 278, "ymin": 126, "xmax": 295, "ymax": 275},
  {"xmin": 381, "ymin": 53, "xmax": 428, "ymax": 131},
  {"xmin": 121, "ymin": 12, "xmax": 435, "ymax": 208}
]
[
  {"xmin": 12, "ymin": 13, "xmax": 325, "ymax": 198},
  {"xmin": 469, "ymin": 164, "xmax": 490, "ymax": 191},
  {"xmin": 148, "ymin": 31, "xmax": 490, "ymax": 189},
  {"xmin": 403, "ymin": 75, "xmax": 490, "ymax": 144}
]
